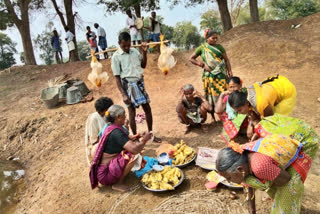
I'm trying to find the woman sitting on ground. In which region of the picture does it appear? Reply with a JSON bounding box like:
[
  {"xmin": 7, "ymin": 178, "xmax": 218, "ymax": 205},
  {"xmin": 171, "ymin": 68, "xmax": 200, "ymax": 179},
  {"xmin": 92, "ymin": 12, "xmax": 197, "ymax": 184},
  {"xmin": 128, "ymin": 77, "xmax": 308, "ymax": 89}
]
[
  {"xmin": 216, "ymin": 131, "xmax": 318, "ymax": 214},
  {"xmin": 228, "ymin": 75, "xmax": 296, "ymax": 140},
  {"xmin": 214, "ymin": 77, "xmax": 248, "ymax": 142},
  {"xmin": 176, "ymin": 84, "xmax": 212, "ymax": 133},
  {"xmin": 90, "ymin": 105, "xmax": 152, "ymax": 192}
]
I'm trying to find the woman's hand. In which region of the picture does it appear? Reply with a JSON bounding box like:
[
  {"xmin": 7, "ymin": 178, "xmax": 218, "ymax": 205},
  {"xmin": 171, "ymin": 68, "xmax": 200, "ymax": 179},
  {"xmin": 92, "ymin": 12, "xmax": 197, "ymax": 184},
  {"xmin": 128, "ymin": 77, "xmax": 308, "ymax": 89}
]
[
  {"xmin": 227, "ymin": 70, "xmax": 233, "ymax": 79},
  {"xmin": 247, "ymin": 124, "xmax": 254, "ymax": 139},
  {"xmin": 203, "ymin": 64, "xmax": 211, "ymax": 71}
]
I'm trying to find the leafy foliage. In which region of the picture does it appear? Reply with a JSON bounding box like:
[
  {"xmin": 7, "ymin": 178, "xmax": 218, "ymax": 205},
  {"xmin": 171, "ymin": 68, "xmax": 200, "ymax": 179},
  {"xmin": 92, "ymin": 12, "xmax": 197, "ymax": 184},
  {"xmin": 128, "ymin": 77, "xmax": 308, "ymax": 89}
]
[
  {"xmin": 33, "ymin": 22, "xmax": 55, "ymax": 65},
  {"xmin": 173, "ymin": 21, "xmax": 202, "ymax": 50},
  {"xmin": 269, "ymin": 0, "xmax": 320, "ymax": 20},
  {"xmin": 98, "ymin": 0, "xmax": 160, "ymax": 14},
  {"xmin": 236, "ymin": 3, "xmax": 274, "ymax": 25},
  {"xmin": 0, "ymin": 32, "xmax": 17, "ymax": 70},
  {"xmin": 0, "ymin": 0, "xmax": 45, "ymax": 30},
  {"xmin": 200, "ymin": 10, "xmax": 223, "ymax": 34}
]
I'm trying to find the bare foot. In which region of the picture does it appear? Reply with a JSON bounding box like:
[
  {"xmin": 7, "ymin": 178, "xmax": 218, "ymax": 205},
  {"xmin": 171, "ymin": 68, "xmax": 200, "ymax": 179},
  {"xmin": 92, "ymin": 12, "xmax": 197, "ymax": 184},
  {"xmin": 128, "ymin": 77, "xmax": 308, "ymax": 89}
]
[{"xmin": 112, "ymin": 184, "xmax": 129, "ymax": 192}]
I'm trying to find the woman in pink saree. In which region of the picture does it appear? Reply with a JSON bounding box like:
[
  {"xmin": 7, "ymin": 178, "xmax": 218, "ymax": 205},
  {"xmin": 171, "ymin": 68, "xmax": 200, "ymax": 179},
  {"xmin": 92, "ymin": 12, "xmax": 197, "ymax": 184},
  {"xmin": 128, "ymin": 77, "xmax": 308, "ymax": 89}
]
[{"xmin": 90, "ymin": 105, "xmax": 152, "ymax": 192}]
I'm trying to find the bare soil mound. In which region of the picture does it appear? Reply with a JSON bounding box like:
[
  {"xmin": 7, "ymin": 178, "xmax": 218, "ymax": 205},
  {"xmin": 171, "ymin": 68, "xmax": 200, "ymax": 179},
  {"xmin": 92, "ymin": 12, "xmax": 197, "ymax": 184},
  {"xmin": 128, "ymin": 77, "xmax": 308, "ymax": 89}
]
[{"xmin": 0, "ymin": 13, "xmax": 320, "ymax": 213}]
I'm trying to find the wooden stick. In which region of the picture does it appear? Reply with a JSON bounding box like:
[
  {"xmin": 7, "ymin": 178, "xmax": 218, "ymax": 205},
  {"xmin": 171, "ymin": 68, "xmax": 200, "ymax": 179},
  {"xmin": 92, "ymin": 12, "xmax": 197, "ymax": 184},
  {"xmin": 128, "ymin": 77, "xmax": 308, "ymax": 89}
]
[{"xmin": 86, "ymin": 40, "xmax": 170, "ymax": 59}]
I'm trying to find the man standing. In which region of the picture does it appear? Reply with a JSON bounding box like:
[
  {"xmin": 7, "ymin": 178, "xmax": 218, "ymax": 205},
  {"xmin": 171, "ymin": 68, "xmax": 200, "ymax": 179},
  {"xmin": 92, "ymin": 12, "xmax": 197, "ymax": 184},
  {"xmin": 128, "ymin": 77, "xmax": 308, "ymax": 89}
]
[
  {"xmin": 111, "ymin": 32, "xmax": 161, "ymax": 143},
  {"xmin": 126, "ymin": 10, "xmax": 142, "ymax": 45},
  {"xmin": 51, "ymin": 30, "xmax": 63, "ymax": 64},
  {"xmin": 65, "ymin": 26, "xmax": 75, "ymax": 62},
  {"xmin": 94, "ymin": 23, "xmax": 108, "ymax": 59},
  {"xmin": 86, "ymin": 26, "xmax": 99, "ymax": 60},
  {"xmin": 150, "ymin": 12, "xmax": 161, "ymax": 41}
]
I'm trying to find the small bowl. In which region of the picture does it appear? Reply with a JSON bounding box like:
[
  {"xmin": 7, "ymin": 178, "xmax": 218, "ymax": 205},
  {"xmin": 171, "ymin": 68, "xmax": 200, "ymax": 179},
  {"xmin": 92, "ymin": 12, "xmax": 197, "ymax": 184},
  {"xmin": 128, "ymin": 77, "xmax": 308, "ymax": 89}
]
[
  {"xmin": 152, "ymin": 165, "xmax": 164, "ymax": 172},
  {"xmin": 157, "ymin": 152, "xmax": 169, "ymax": 165}
]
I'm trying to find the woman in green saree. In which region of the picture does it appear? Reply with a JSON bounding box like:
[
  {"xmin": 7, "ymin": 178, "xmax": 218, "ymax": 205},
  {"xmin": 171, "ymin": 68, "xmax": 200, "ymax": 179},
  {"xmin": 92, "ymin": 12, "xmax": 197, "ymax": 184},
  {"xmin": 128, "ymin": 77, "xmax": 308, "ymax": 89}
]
[{"xmin": 189, "ymin": 29, "xmax": 233, "ymax": 113}]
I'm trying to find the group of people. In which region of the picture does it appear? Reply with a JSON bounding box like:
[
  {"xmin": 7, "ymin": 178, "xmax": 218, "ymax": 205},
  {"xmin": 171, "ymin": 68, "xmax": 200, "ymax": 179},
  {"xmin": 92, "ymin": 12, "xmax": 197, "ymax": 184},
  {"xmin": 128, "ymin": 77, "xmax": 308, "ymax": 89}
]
[
  {"xmin": 83, "ymin": 22, "xmax": 318, "ymax": 214},
  {"xmin": 50, "ymin": 9, "xmax": 162, "ymax": 64},
  {"xmin": 50, "ymin": 26, "xmax": 77, "ymax": 64},
  {"xmin": 126, "ymin": 10, "xmax": 161, "ymax": 45}
]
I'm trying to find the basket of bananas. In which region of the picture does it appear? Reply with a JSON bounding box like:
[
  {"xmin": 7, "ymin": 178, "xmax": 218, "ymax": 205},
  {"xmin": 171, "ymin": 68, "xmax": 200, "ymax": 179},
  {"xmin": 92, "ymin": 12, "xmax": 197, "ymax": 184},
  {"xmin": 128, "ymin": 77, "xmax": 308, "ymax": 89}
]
[
  {"xmin": 172, "ymin": 140, "xmax": 196, "ymax": 168},
  {"xmin": 141, "ymin": 166, "xmax": 184, "ymax": 192}
]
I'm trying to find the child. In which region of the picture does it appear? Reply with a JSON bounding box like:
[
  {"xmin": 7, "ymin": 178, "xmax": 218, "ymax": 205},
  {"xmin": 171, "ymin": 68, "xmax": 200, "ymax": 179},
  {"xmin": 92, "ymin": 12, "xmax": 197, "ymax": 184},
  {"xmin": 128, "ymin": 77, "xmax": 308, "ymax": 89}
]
[{"xmin": 85, "ymin": 97, "xmax": 113, "ymax": 166}]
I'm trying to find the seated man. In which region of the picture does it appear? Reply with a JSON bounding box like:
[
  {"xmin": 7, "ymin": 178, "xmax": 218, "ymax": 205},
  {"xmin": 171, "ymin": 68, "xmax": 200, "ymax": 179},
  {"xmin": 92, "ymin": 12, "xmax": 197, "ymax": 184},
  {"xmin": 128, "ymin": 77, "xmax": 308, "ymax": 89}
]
[
  {"xmin": 176, "ymin": 84, "xmax": 212, "ymax": 133},
  {"xmin": 90, "ymin": 105, "xmax": 152, "ymax": 192},
  {"xmin": 85, "ymin": 97, "xmax": 113, "ymax": 166}
]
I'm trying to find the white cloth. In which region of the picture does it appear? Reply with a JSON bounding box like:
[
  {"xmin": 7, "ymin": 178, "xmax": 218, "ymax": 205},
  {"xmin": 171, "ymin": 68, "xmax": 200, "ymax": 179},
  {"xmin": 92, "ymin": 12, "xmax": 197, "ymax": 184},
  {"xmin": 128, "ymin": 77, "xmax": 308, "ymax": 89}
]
[
  {"xmin": 97, "ymin": 26, "xmax": 106, "ymax": 37},
  {"xmin": 67, "ymin": 41, "xmax": 75, "ymax": 51},
  {"xmin": 84, "ymin": 112, "xmax": 106, "ymax": 166},
  {"xmin": 151, "ymin": 17, "xmax": 161, "ymax": 34},
  {"xmin": 126, "ymin": 16, "xmax": 138, "ymax": 35},
  {"xmin": 65, "ymin": 30, "xmax": 74, "ymax": 43}
]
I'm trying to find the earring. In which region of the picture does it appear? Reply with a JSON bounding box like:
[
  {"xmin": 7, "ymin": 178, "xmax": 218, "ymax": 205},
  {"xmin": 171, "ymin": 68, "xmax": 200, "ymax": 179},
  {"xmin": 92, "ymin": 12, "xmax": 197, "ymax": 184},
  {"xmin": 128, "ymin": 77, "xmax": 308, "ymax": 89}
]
[{"xmin": 242, "ymin": 171, "xmax": 246, "ymax": 179}]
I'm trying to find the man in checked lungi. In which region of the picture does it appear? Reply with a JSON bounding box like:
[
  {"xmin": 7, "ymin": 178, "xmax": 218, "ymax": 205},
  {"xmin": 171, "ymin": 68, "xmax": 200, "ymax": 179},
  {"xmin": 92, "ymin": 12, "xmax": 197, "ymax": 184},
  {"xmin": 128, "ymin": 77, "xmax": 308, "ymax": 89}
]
[{"xmin": 111, "ymin": 31, "xmax": 161, "ymax": 143}]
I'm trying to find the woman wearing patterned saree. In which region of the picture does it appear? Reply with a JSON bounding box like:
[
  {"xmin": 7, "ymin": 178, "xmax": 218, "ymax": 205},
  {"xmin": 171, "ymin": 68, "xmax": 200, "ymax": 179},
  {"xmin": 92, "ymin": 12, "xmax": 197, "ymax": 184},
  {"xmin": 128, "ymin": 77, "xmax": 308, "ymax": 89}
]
[
  {"xmin": 189, "ymin": 29, "xmax": 233, "ymax": 113},
  {"xmin": 215, "ymin": 77, "xmax": 248, "ymax": 142},
  {"xmin": 228, "ymin": 75, "xmax": 296, "ymax": 139},
  {"xmin": 216, "ymin": 118, "xmax": 318, "ymax": 214}
]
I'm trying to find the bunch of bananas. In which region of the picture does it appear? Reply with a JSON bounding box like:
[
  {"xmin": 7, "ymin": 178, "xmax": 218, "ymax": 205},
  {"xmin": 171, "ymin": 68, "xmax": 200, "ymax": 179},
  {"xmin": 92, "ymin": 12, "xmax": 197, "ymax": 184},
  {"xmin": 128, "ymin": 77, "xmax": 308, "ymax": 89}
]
[
  {"xmin": 142, "ymin": 166, "xmax": 182, "ymax": 190},
  {"xmin": 172, "ymin": 140, "xmax": 195, "ymax": 165}
]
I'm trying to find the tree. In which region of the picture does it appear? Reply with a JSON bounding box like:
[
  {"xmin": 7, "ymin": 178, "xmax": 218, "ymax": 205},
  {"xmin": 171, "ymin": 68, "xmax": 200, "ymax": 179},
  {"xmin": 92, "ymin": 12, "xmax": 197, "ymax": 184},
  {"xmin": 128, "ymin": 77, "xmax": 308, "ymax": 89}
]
[
  {"xmin": 98, "ymin": 0, "xmax": 160, "ymax": 18},
  {"xmin": 249, "ymin": 0, "xmax": 259, "ymax": 22},
  {"xmin": 169, "ymin": 0, "xmax": 233, "ymax": 32},
  {"xmin": 269, "ymin": 0, "xmax": 320, "ymax": 20},
  {"xmin": 173, "ymin": 21, "xmax": 202, "ymax": 50},
  {"xmin": 51, "ymin": 0, "xmax": 80, "ymax": 61},
  {"xmin": 1, "ymin": 0, "xmax": 43, "ymax": 65},
  {"xmin": 237, "ymin": 4, "xmax": 274, "ymax": 25},
  {"xmin": 33, "ymin": 22, "xmax": 55, "ymax": 65},
  {"xmin": 200, "ymin": 10, "xmax": 223, "ymax": 34},
  {"xmin": 77, "ymin": 40, "xmax": 90, "ymax": 61},
  {"xmin": 0, "ymin": 32, "xmax": 17, "ymax": 70},
  {"xmin": 229, "ymin": 0, "xmax": 245, "ymax": 26}
]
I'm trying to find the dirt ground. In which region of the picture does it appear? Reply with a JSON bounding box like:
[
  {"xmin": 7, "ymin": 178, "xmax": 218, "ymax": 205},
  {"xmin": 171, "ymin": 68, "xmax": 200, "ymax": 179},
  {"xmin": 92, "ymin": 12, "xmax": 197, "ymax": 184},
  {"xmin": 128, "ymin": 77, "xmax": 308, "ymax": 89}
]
[{"xmin": 1, "ymin": 13, "xmax": 320, "ymax": 214}]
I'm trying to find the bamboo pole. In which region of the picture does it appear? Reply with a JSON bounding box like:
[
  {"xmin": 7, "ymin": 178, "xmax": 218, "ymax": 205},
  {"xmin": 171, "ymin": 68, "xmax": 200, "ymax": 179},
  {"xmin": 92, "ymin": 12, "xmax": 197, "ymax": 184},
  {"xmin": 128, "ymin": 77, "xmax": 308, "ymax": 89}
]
[{"xmin": 86, "ymin": 40, "xmax": 170, "ymax": 59}]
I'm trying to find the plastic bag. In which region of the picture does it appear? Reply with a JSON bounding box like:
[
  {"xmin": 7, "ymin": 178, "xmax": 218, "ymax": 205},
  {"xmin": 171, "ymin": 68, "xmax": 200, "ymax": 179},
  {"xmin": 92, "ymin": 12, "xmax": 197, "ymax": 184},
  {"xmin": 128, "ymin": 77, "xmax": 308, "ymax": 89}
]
[
  {"xmin": 158, "ymin": 35, "xmax": 176, "ymax": 75},
  {"xmin": 88, "ymin": 50, "xmax": 109, "ymax": 87}
]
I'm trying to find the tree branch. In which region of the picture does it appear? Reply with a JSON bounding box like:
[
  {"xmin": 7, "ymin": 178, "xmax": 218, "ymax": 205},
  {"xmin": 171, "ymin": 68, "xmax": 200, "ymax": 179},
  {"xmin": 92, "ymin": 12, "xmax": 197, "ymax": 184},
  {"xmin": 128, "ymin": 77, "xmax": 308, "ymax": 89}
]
[
  {"xmin": 3, "ymin": 0, "xmax": 22, "ymax": 26},
  {"xmin": 51, "ymin": 0, "xmax": 67, "ymax": 28}
]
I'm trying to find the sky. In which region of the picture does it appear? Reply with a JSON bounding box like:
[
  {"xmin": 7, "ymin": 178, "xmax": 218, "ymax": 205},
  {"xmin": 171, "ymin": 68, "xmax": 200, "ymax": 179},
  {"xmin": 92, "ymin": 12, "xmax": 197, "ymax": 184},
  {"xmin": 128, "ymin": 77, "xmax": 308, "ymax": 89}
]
[{"xmin": 3, "ymin": 0, "xmax": 217, "ymax": 65}]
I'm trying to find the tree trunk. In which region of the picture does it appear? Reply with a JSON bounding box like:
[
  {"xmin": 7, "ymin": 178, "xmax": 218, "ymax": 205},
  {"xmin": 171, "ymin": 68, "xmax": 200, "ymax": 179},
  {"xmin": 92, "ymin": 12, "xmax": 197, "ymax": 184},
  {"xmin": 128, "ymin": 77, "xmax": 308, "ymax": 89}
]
[
  {"xmin": 133, "ymin": 4, "xmax": 141, "ymax": 18},
  {"xmin": 249, "ymin": 0, "xmax": 259, "ymax": 22},
  {"xmin": 4, "ymin": 0, "xmax": 37, "ymax": 65},
  {"xmin": 17, "ymin": 24, "xmax": 36, "ymax": 65},
  {"xmin": 64, "ymin": 0, "xmax": 80, "ymax": 61},
  {"xmin": 216, "ymin": 0, "xmax": 233, "ymax": 32}
]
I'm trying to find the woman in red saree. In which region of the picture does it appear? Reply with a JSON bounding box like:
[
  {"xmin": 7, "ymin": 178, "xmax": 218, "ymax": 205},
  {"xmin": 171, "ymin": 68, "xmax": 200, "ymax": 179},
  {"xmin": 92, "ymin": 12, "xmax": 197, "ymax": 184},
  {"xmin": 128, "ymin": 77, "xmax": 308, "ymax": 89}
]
[{"xmin": 89, "ymin": 105, "xmax": 152, "ymax": 192}]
